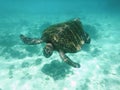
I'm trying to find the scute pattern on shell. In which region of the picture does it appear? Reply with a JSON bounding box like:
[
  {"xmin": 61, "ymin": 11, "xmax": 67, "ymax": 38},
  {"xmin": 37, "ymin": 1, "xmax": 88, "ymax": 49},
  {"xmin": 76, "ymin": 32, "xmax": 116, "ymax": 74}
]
[{"xmin": 41, "ymin": 19, "xmax": 86, "ymax": 53}]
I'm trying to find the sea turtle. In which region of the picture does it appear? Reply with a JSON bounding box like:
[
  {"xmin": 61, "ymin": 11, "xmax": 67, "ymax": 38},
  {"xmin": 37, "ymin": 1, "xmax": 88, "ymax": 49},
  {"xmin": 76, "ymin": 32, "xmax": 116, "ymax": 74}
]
[{"xmin": 20, "ymin": 18, "xmax": 91, "ymax": 68}]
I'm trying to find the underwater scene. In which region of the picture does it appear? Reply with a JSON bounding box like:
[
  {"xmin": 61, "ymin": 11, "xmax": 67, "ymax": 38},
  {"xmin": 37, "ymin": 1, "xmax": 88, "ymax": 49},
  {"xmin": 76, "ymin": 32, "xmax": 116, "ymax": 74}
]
[{"xmin": 0, "ymin": 0, "xmax": 120, "ymax": 90}]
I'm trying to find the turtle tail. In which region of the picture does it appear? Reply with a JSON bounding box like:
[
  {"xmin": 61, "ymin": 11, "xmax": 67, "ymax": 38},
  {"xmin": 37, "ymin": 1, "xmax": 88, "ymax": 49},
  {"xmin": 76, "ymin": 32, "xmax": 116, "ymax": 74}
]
[{"xmin": 20, "ymin": 34, "xmax": 43, "ymax": 45}]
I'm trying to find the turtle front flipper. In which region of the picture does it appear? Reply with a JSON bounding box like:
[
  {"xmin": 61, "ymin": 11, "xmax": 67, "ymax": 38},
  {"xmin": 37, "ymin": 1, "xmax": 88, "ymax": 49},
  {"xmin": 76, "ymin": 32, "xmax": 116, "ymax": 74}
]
[
  {"xmin": 59, "ymin": 50, "xmax": 80, "ymax": 68},
  {"xmin": 20, "ymin": 34, "xmax": 43, "ymax": 45}
]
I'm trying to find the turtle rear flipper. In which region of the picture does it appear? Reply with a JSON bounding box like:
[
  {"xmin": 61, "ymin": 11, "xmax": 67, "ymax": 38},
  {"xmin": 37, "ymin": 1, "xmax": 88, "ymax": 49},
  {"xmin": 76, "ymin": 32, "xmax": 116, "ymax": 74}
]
[
  {"xmin": 59, "ymin": 50, "xmax": 80, "ymax": 68},
  {"xmin": 20, "ymin": 34, "xmax": 43, "ymax": 45}
]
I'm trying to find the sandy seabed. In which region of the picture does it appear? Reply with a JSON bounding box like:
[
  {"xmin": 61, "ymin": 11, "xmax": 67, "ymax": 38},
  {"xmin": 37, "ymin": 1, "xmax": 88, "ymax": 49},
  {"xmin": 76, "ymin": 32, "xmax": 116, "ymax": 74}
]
[{"xmin": 0, "ymin": 12, "xmax": 120, "ymax": 90}]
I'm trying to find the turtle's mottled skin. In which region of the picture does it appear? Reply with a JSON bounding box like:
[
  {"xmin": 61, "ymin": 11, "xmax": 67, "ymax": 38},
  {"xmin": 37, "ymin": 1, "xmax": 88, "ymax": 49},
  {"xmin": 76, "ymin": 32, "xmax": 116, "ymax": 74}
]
[{"xmin": 20, "ymin": 18, "xmax": 91, "ymax": 68}]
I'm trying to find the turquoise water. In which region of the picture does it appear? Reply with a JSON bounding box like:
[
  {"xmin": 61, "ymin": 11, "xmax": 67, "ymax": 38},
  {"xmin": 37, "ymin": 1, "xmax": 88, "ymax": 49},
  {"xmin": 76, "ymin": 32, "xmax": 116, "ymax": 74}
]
[{"xmin": 0, "ymin": 0, "xmax": 120, "ymax": 90}]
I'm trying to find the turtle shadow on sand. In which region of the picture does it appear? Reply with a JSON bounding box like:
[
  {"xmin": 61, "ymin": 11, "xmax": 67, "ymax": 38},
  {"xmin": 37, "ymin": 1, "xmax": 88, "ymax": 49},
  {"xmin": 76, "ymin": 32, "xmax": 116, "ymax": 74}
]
[{"xmin": 41, "ymin": 60, "xmax": 72, "ymax": 80}]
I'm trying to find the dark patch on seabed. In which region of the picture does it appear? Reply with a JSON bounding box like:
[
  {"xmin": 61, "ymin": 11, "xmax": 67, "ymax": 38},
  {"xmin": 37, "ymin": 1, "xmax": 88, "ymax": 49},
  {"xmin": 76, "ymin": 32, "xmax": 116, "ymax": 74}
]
[{"xmin": 41, "ymin": 60, "xmax": 72, "ymax": 80}]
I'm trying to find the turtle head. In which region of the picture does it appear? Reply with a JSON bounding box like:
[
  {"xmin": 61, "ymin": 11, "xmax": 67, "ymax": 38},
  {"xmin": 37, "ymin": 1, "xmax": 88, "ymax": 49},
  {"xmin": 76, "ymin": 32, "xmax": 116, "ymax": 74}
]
[
  {"xmin": 83, "ymin": 32, "xmax": 91, "ymax": 44},
  {"xmin": 43, "ymin": 43, "xmax": 53, "ymax": 58}
]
